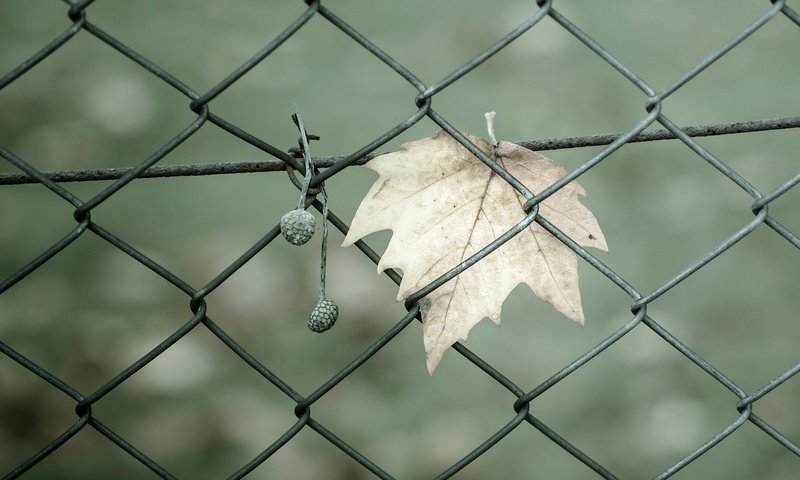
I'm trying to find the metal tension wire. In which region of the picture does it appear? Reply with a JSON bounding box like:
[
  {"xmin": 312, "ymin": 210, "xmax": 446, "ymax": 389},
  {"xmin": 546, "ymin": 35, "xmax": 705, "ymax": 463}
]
[{"xmin": 0, "ymin": 116, "xmax": 797, "ymax": 186}]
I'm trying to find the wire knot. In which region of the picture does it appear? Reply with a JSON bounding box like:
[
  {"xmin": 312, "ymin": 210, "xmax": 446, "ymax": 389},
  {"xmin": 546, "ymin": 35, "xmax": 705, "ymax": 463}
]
[{"xmin": 286, "ymin": 113, "xmax": 323, "ymax": 196}]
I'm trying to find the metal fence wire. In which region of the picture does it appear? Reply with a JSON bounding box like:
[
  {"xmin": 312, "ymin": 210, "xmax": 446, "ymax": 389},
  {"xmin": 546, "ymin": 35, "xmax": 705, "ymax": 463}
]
[{"xmin": 2, "ymin": 0, "xmax": 800, "ymax": 478}]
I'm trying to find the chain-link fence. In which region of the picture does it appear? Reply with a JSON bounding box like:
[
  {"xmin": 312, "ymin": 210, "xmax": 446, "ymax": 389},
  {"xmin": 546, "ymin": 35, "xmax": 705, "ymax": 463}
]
[{"xmin": 1, "ymin": 1, "xmax": 799, "ymax": 478}]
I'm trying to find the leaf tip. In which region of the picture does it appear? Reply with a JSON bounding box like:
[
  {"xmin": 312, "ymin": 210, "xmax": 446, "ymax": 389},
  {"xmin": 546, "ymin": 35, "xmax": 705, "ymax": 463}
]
[
  {"xmin": 426, "ymin": 353, "xmax": 443, "ymax": 375},
  {"xmin": 572, "ymin": 310, "xmax": 585, "ymax": 326}
]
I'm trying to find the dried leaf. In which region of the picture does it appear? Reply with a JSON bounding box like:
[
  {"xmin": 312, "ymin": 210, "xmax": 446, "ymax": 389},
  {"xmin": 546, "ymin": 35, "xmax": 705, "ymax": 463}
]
[{"xmin": 342, "ymin": 129, "xmax": 607, "ymax": 373}]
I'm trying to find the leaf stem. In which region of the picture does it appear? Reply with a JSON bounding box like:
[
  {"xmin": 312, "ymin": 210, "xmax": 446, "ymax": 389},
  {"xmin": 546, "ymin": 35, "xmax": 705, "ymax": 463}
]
[{"xmin": 484, "ymin": 111, "xmax": 498, "ymax": 147}]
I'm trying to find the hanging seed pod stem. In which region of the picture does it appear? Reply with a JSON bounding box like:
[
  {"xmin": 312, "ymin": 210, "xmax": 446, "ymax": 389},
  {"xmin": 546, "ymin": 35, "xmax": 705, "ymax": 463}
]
[
  {"xmin": 280, "ymin": 112, "xmax": 317, "ymax": 245},
  {"xmin": 293, "ymin": 112, "xmax": 314, "ymax": 211},
  {"xmin": 308, "ymin": 185, "xmax": 339, "ymax": 332}
]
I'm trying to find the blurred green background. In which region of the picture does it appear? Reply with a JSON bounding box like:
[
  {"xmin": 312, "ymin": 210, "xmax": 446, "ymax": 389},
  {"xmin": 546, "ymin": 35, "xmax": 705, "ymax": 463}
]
[{"xmin": 1, "ymin": 1, "xmax": 799, "ymax": 478}]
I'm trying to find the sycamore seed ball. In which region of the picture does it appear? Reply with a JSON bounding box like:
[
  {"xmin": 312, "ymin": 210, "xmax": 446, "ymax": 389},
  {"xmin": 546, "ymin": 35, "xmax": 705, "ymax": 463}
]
[
  {"xmin": 280, "ymin": 209, "xmax": 316, "ymax": 245},
  {"xmin": 308, "ymin": 298, "xmax": 338, "ymax": 332}
]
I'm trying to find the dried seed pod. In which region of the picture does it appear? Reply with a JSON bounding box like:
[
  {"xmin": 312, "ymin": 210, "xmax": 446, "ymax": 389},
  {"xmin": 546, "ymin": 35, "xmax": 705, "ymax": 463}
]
[
  {"xmin": 280, "ymin": 209, "xmax": 316, "ymax": 245},
  {"xmin": 308, "ymin": 298, "xmax": 339, "ymax": 333}
]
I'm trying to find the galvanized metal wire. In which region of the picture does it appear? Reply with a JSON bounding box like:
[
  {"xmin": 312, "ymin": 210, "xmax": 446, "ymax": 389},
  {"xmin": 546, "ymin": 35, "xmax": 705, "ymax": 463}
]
[{"xmin": 1, "ymin": 0, "xmax": 799, "ymax": 478}]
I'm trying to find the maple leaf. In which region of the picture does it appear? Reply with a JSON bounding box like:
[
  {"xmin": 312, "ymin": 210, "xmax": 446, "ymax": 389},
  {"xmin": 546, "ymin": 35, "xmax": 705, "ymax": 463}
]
[{"xmin": 342, "ymin": 127, "xmax": 607, "ymax": 373}]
